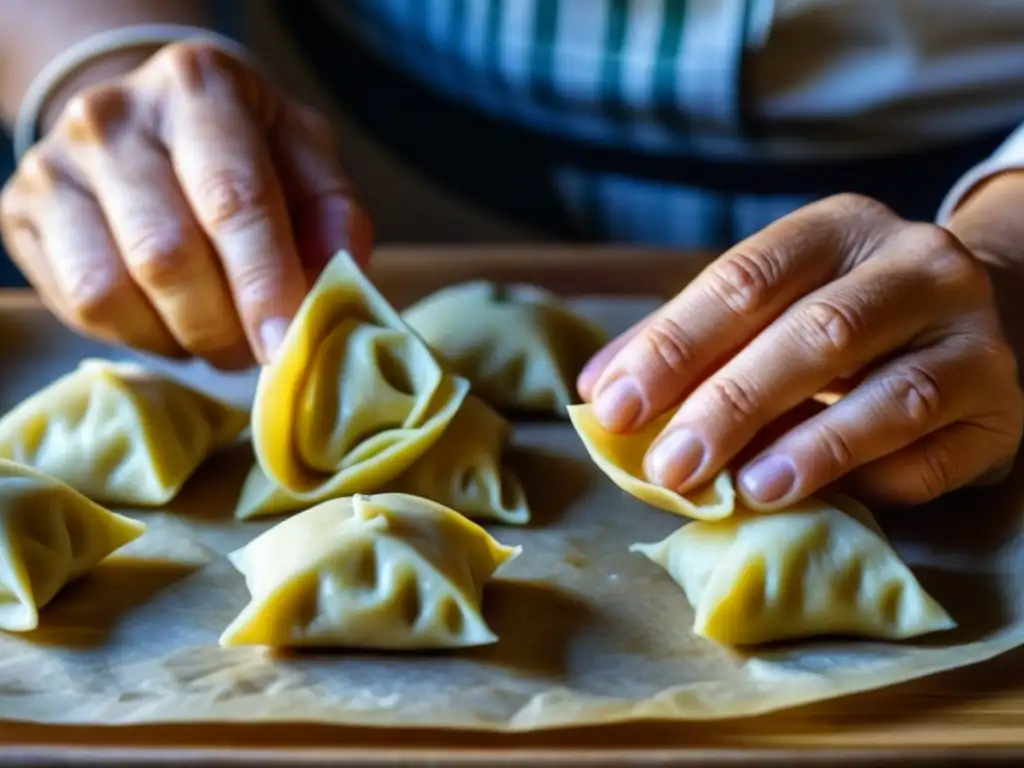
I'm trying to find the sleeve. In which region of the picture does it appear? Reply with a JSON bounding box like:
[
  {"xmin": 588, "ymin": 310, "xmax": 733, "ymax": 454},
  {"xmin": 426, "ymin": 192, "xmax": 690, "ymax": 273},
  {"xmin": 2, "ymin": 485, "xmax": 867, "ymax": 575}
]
[{"xmin": 937, "ymin": 121, "xmax": 1024, "ymax": 224}]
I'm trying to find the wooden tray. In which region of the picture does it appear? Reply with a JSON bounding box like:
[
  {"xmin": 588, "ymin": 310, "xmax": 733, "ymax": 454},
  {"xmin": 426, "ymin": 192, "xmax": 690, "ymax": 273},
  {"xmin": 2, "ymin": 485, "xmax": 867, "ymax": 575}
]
[{"xmin": 0, "ymin": 246, "xmax": 1022, "ymax": 766}]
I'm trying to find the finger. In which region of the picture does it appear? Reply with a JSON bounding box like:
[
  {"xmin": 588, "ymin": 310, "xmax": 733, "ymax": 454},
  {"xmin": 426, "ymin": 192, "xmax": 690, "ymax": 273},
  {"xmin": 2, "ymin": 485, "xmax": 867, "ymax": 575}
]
[
  {"xmin": 269, "ymin": 103, "xmax": 373, "ymax": 278},
  {"xmin": 736, "ymin": 331, "xmax": 1018, "ymax": 509},
  {"xmin": 589, "ymin": 194, "xmax": 897, "ymax": 432},
  {"xmin": 644, "ymin": 229, "xmax": 985, "ymax": 495},
  {"xmin": 67, "ymin": 106, "xmax": 252, "ymax": 369},
  {"xmin": 13, "ymin": 149, "xmax": 181, "ymax": 355},
  {"xmin": 149, "ymin": 44, "xmax": 308, "ymax": 364},
  {"xmin": 577, "ymin": 315, "xmax": 649, "ymax": 401},
  {"xmin": 0, "ymin": 177, "xmax": 62, "ymax": 310},
  {"xmin": 841, "ymin": 421, "xmax": 1021, "ymax": 508}
]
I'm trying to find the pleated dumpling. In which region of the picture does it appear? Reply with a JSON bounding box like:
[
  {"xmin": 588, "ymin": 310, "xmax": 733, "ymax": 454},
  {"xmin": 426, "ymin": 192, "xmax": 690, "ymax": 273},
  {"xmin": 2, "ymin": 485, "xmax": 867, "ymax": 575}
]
[
  {"xmin": 235, "ymin": 396, "xmax": 531, "ymax": 525},
  {"xmin": 0, "ymin": 359, "xmax": 248, "ymax": 506},
  {"xmin": 252, "ymin": 250, "xmax": 470, "ymax": 501},
  {"xmin": 568, "ymin": 403, "xmax": 735, "ymax": 520},
  {"xmin": 0, "ymin": 459, "xmax": 147, "ymax": 631},
  {"xmin": 389, "ymin": 395, "xmax": 530, "ymax": 525},
  {"xmin": 630, "ymin": 496, "xmax": 956, "ymax": 645},
  {"xmin": 220, "ymin": 493, "xmax": 520, "ymax": 649},
  {"xmin": 402, "ymin": 281, "xmax": 606, "ymax": 416}
]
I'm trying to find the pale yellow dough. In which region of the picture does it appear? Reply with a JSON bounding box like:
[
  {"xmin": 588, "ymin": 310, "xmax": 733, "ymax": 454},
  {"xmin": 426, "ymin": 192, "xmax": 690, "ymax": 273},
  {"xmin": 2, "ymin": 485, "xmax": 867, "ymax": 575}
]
[
  {"xmin": 235, "ymin": 395, "xmax": 531, "ymax": 525},
  {"xmin": 567, "ymin": 403, "xmax": 735, "ymax": 520},
  {"xmin": 389, "ymin": 396, "xmax": 530, "ymax": 525},
  {"xmin": 220, "ymin": 493, "xmax": 520, "ymax": 649},
  {"xmin": 252, "ymin": 250, "xmax": 469, "ymax": 500},
  {"xmin": 0, "ymin": 459, "xmax": 146, "ymax": 631},
  {"xmin": 0, "ymin": 359, "xmax": 247, "ymax": 506},
  {"xmin": 402, "ymin": 281, "xmax": 606, "ymax": 416},
  {"xmin": 630, "ymin": 495, "xmax": 956, "ymax": 645}
]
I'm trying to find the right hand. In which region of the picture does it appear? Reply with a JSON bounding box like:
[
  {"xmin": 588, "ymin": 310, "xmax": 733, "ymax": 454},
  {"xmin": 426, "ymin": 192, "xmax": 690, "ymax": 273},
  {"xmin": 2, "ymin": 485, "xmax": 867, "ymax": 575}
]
[{"xmin": 0, "ymin": 40, "xmax": 373, "ymax": 369}]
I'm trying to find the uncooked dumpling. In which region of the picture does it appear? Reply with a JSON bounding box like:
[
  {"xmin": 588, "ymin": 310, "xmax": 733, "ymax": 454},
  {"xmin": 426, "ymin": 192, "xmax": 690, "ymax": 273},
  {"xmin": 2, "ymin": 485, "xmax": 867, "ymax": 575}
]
[
  {"xmin": 567, "ymin": 403, "xmax": 734, "ymax": 520},
  {"xmin": 630, "ymin": 495, "xmax": 955, "ymax": 645},
  {"xmin": 0, "ymin": 459, "xmax": 147, "ymax": 631},
  {"xmin": 0, "ymin": 359, "xmax": 248, "ymax": 506},
  {"xmin": 236, "ymin": 396, "xmax": 531, "ymax": 525},
  {"xmin": 389, "ymin": 395, "xmax": 530, "ymax": 524},
  {"xmin": 221, "ymin": 492, "xmax": 520, "ymax": 649},
  {"xmin": 402, "ymin": 281, "xmax": 606, "ymax": 415},
  {"xmin": 252, "ymin": 250, "xmax": 470, "ymax": 501}
]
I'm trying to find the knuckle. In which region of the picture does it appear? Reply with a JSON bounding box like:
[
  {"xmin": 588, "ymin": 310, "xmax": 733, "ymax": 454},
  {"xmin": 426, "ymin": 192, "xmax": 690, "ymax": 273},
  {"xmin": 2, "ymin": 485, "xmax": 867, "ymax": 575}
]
[
  {"xmin": 906, "ymin": 223, "xmax": 989, "ymax": 289},
  {"xmin": 917, "ymin": 439, "xmax": 959, "ymax": 501},
  {"xmin": 797, "ymin": 299, "xmax": 863, "ymax": 357},
  {"xmin": 707, "ymin": 248, "xmax": 782, "ymax": 316},
  {"xmin": 824, "ymin": 192, "xmax": 894, "ymax": 222},
  {"xmin": 64, "ymin": 270, "xmax": 127, "ymax": 325},
  {"xmin": 229, "ymin": 259, "xmax": 297, "ymax": 308},
  {"xmin": 123, "ymin": 226, "xmax": 190, "ymax": 287},
  {"xmin": 157, "ymin": 40, "xmax": 242, "ymax": 94},
  {"xmin": 640, "ymin": 315, "xmax": 699, "ymax": 379},
  {"xmin": 0, "ymin": 177, "xmax": 19, "ymax": 222},
  {"xmin": 17, "ymin": 146, "xmax": 63, "ymax": 191},
  {"xmin": 177, "ymin": 320, "xmax": 246, "ymax": 358},
  {"xmin": 61, "ymin": 84, "xmax": 130, "ymax": 144},
  {"xmin": 816, "ymin": 421, "xmax": 856, "ymax": 473},
  {"xmin": 706, "ymin": 375, "xmax": 763, "ymax": 424},
  {"xmin": 193, "ymin": 168, "xmax": 274, "ymax": 233},
  {"xmin": 884, "ymin": 364, "xmax": 942, "ymax": 427}
]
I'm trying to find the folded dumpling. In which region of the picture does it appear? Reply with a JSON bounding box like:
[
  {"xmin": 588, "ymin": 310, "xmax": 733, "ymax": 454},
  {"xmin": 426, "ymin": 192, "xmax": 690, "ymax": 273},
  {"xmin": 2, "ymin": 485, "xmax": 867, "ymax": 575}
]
[
  {"xmin": 232, "ymin": 463, "xmax": 305, "ymax": 521},
  {"xmin": 630, "ymin": 495, "xmax": 956, "ymax": 645},
  {"xmin": 388, "ymin": 395, "xmax": 530, "ymax": 525},
  {"xmin": 252, "ymin": 250, "xmax": 470, "ymax": 501},
  {"xmin": 567, "ymin": 403, "xmax": 735, "ymax": 520},
  {"xmin": 0, "ymin": 359, "xmax": 248, "ymax": 506},
  {"xmin": 235, "ymin": 396, "xmax": 531, "ymax": 525},
  {"xmin": 220, "ymin": 492, "xmax": 520, "ymax": 649},
  {"xmin": 0, "ymin": 459, "xmax": 147, "ymax": 631},
  {"xmin": 402, "ymin": 281, "xmax": 607, "ymax": 416}
]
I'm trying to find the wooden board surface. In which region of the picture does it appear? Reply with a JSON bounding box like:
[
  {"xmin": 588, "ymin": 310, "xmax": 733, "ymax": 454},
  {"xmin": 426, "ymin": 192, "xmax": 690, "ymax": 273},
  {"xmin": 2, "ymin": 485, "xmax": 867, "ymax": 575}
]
[{"xmin": 0, "ymin": 245, "xmax": 1022, "ymax": 765}]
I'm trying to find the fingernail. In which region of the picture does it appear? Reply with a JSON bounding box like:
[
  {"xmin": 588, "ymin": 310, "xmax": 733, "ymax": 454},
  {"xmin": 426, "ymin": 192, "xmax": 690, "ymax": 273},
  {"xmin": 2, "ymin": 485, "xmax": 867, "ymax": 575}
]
[
  {"xmin": 593, "ymin": 377, "xmax": 644, "ymax": 431},
  {"xmin": 645, "ymin": 429, "xmax": 706, "ymax": 490},
  {"xmin": 741, "ymin": 455, "xmax": 797, "ymax": 504},
  {"xmin": 258, "ymin": 316, "xmax": 291, "ymax": 364}
]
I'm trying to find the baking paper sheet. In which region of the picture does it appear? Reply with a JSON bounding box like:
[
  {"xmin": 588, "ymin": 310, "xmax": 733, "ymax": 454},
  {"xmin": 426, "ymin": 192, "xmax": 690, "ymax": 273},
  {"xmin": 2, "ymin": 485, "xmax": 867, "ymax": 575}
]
[{"xmin": 0, "ymin": 299, "xmax": 1022, "ymax": 731}]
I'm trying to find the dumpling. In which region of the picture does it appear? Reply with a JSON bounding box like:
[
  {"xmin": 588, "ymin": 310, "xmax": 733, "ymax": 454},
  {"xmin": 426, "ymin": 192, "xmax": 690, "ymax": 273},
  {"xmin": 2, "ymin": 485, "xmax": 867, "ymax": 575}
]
[
  {"xmin": 629, "ymin": 495, "xmax": 955, "ymax": 645},
  {"xmin": 251, "ymin": 250, "xmax": 470, "ymax": 501},
  {"xmin": 567, "ymin": 403, "xmax": 734, "ymax": 520},
  {"xmin": 402, "ymin": 281, "xmax": 607, "ymax": 416},
  {"xmin": 0, "ymin": 359, "xmax": 248, "ymax": 506},
  {"xmin": 0, "ymin": 459, "xmax": 147, "ymax": 631},
  {"xmin": 390, "ymin": 395, "xmax": 530, "ymax": 525},
  {"xmin": 235, "ymin": 396, "xmax": 531, "ymax": 525},
  {"xmin": 232, "ymin": 463, "xmax": 305, "ymax": 521},
  {"xmin": 220, "ymin": 492, "xmax": 520, "ymax": 649}
]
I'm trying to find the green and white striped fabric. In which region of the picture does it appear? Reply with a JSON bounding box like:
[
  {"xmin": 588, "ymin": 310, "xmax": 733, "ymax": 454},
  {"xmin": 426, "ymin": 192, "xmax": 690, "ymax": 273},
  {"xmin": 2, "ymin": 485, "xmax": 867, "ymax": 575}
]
[
  {"xmin": 316, "ymin": 0, "xmax": 769, "ymax": 159},
  {"xmin": 305, "ymin": 0, "xmax": 1024, "ymax": 246}
]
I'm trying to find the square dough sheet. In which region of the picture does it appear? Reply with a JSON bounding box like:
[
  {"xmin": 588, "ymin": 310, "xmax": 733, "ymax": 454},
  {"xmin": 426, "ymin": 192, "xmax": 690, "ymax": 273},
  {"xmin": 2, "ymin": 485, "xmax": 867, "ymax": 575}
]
[{"xmin": 0, "ymin": 299, "xmax": 1022, "ymax": 731}]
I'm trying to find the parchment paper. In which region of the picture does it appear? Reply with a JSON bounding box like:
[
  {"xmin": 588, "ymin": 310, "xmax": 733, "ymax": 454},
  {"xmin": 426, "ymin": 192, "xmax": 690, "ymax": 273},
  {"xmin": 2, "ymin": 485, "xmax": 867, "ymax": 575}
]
[{"xmin": 0, "ymin": 299, "xmax": 1022, "ymax": 731}]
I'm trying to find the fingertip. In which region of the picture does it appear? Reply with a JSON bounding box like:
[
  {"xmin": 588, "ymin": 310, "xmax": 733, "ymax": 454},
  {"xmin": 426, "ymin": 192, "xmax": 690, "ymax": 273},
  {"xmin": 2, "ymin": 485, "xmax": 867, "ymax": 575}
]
[
  {"xmin": 592, "ymin": 375, "xmax": 645, "ymax": 433},
  {"xmin": 257, "ymin": 315, "xmax": 291, "ymax": 365}
]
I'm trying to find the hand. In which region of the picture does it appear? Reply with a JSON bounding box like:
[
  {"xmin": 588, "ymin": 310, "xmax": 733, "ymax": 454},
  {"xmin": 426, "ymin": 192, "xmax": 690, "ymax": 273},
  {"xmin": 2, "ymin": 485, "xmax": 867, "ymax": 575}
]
[
  {"xmin": 578, "ymin": 194, "xmax": 1024, "ymax": 509},
  {"xmin": 0, "ymin": 41, "xmax": 373, "ymax": 369}
]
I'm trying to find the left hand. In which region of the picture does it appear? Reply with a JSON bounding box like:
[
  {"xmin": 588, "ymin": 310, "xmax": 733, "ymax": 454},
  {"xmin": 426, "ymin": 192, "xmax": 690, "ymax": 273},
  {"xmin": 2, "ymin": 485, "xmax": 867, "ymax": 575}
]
[{"xmin": 577, "ymin": 194, "xmax": 1024, "ymax": 510}]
